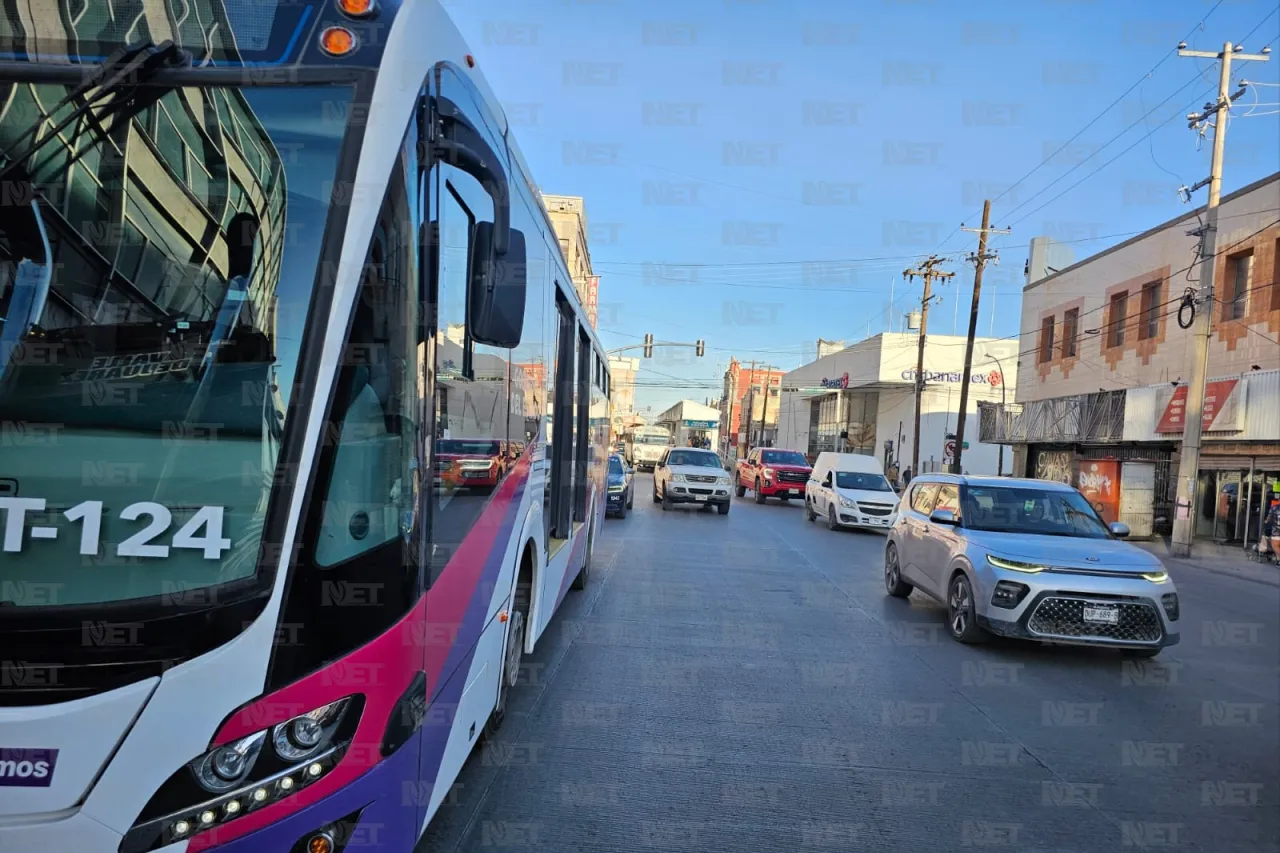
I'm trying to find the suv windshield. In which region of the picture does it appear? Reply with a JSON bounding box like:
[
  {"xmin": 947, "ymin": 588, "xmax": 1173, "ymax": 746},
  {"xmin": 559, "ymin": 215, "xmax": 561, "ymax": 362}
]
[
  {"xmin": 835, "ymin": 472, "xmax": 893, "ymax": 491},
  {"xmin": 762, "ymin": 450, "xmax": 807, "ymax": 466},
  {"xmin": 0, "ymin": 81, "xmax": 352, "ymax": 607},
  {"xmin": 667, "ymin": 450, "xmax": 721, "ymax": 468},
  {"xmin": 438, "ymin": 440, "xmax": 501, "ymax": 456},
  {"xmin": 962, "ymin": 485, "xmax": 1111, "ymax": 539}
]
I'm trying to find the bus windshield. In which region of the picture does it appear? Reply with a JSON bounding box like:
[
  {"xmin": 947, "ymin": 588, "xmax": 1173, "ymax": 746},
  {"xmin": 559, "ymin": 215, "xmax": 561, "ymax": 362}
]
[
  {"xmin": 0, "ymin": 81, "xmax": 353, "ymax": 607},
  {"xmin": 634, "ymin": 434, "xmax": 670, "ymax": 445}
]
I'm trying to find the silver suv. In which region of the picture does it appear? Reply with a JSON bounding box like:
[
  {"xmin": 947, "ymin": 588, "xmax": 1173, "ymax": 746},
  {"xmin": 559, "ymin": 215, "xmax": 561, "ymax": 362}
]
[{"xmin": 884, "ymin": 475, "xmax": 1180, "ymax": 657}]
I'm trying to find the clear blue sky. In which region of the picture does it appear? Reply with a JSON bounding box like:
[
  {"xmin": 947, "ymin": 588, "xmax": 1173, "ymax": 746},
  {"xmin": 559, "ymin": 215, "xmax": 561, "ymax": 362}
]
[{"xmin": 443, "ymin": 0, "xmax": 1280, "ymax": 413}]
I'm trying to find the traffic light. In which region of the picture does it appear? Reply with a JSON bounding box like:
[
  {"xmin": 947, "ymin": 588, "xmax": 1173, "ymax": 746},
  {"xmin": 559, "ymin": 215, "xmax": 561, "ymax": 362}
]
[
  {"xmin": 695, "ymin": 339, "xmax": 705, "ymax": 357},
  {"xmin": 643, "ymin": 333, "xmax": 653, "ymax": 358}
]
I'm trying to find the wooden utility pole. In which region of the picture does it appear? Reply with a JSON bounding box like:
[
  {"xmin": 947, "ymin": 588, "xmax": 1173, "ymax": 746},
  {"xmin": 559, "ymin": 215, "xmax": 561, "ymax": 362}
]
[
  {"xmin": 758, "ymin": 365, "xmax": 775, "ymax": 448},
  {"xmin": 903, "ymin": 256, "xmax": 954, "ymax": 476},
  {"xmin": 1170, "ymin": 40, "xmax": 1268, "ymax": 557},
  {"xmin": 745, "ymin": 360, "xmax": 757, "ymax": 450},
  {"xmin": 952, "ymin": 200, "xmax": 1010, "ymax": 474}
]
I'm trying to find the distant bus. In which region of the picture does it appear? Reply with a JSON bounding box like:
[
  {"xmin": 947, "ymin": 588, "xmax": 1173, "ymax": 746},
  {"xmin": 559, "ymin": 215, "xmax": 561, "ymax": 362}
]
[
  {"xmin": 626, "ymin": 426, "xmax": 673, "ymax": 471},
  {"xmin": 0, "ymin": 2, "xmax": 610, "ymax": 851}
]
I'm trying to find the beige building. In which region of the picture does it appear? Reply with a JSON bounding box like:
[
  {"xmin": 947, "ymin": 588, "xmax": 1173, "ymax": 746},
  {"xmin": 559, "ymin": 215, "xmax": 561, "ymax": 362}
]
[
  {"xmin": 540, "ymin": 193, "xmax": 597, "ymax": 328},
  {"xmin": 983, "ymin": 172, "xmax": 1280, "ymax": 543},
  {"xmin": 608, "ymin": 355, "xmax": 639, "ymax": 439}
]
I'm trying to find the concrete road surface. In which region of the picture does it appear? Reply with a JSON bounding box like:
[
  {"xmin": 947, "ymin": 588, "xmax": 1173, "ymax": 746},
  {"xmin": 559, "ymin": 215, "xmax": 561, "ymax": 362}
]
[{"xmin": 418, "ymin": 473, "xmax": 1279, "ymax": 853}]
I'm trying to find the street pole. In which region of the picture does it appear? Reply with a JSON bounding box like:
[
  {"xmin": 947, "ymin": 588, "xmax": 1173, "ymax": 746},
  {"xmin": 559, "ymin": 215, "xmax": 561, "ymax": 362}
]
[
  {"xmin": 903, "ymin": 257, "xmax": 954, "ymax": 476},
  {"xmin": 953, "ymin": 200, "xmax": 1010, "ymax": 474},
  {"xmin": 758, "ymin": 366, "xmax": 773, "ymax": 448},
  {"xmin": 1170, "ymin": 40, "xmax": 1269, "ymax": 557}
]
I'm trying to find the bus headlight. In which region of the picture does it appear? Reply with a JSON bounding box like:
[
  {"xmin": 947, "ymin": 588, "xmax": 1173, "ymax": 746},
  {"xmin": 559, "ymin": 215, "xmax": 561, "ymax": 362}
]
[{"xmin": 121, "ymin": 696, "xmax": 362, "ymax": 853}]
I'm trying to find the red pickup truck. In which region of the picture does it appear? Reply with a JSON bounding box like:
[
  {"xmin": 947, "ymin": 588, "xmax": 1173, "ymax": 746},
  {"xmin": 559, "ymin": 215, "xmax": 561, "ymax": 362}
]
[{"xmin": 735, "ymin": 448, "xmax": 813, "ymax": 503}]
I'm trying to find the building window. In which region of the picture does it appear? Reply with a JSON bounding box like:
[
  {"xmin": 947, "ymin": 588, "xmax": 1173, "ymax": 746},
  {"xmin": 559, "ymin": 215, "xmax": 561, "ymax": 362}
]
[
  {"xmin": 1039, "ymin": 316, "xmax": 1055, "ymax": 363},
  {"xmin": 1225, "ymin": 251, "xmax": 1252, "ymax": 320},
  {"xmin": 558, "ymin": 237, "xmax": 570, "ymax": 258},
  {"xmin": 1139, "ymin": 280, "xmax": 1161, "ymax": 340},
  {"xmin": 1108, "ymin": 292, "xmax": 1128, "ymax": 348},
  {"xmin": 1062, "ymin": 308, "xmax": 1079, "ymax": 358}
]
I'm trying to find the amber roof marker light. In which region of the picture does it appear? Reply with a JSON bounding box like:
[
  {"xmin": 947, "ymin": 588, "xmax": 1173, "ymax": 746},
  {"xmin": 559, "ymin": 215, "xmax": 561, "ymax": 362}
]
[
  {"xmin": 337, "ymin": 0, "xmax": 378, "ymax": 18},
  {"xmin": 319, "ymin": 26, "xmax": 357, "ymax": 57}
]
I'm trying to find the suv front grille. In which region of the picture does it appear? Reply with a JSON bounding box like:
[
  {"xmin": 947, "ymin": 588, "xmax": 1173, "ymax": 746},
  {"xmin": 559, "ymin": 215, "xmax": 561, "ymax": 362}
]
[
  {"xmin": 858, "ymin": 504, "xmax": 894, "ymax": 516},
  {"xmin": 686, "ymin": 474, "xmax": 718, "ymax": 484},
  {"xmin": 777, "ymin": 471, "xmax": 808, "ymax": 484},
  {"xmin": 1027, "ymin": 596, "xmax": 1163, "ymax": 643}
]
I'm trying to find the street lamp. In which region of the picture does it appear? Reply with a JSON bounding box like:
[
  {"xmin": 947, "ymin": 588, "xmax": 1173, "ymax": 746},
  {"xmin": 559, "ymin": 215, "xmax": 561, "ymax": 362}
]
[{"xmin": 985, "ymin": 353, "xmax": 1007, "ymax": 476}]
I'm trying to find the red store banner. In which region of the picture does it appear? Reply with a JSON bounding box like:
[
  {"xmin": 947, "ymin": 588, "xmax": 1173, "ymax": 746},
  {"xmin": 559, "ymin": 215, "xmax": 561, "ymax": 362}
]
[{"xmin": 1155, "ymin": 379, "xmax": 1240, "ymax": 434}]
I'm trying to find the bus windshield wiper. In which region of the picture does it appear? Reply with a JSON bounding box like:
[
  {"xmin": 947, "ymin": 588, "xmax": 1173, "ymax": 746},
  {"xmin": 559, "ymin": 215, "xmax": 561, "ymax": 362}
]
[{"xmin": 0, "ymin": 40, "xmax": 190, "ymax": 183}]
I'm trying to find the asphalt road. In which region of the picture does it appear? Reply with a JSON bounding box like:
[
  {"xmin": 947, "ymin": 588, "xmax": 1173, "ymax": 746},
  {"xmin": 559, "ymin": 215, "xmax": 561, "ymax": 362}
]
[{"xmin": 418, "ymin": 473, "xmax": 1279, "ymax": 853}]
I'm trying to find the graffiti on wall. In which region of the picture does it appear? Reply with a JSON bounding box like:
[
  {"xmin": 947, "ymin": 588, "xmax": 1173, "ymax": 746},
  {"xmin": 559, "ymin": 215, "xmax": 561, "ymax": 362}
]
[{"xmin": 1036, "ymin": 450, "xmax": 1074, "ymax": 485}]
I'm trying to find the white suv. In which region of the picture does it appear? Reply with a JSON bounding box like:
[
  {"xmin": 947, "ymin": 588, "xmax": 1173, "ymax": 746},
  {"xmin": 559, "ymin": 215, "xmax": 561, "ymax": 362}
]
[{"xmin": 653, "ymin": 448, "xmax": 733, "ymax": 515}]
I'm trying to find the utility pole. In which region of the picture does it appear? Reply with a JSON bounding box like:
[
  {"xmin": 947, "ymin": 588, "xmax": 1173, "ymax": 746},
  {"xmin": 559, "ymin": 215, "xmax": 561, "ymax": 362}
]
[
  {"xmin": 746, "ymin": 360, "xmax": 757, "ymax": 450},
  {"xmin": 953, "ymin": 200, "xmax": 1011, "ymax": 474},
  {"xmin": 758, "ymin": 366, "xmax": 775, "ymax": 448},
  {"xmin": 903, "ymin": 256, "xmax": 954, "ymax": 476},
  {"xmin": 1170, "ymin": 39, "xmax": 1269, "ymax": 558}
]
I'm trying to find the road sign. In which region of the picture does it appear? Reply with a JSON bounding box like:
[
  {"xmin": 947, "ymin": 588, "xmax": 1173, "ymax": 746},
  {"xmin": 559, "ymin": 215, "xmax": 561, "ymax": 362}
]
[{"xmin": 944, "ymin": 440, "xmax": 956, "ymax": 459}]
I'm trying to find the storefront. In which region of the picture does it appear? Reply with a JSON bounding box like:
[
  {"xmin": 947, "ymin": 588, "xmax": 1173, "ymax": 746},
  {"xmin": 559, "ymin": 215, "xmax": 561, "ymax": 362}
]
[
  {"xmin": 655, "ymin": 400, "xmax": 721, "ymax": 451},
  {"xmin": 1011, "ymin": 369, "xmax": 1280, "ymax": 543},
  {"xmin": 776, "ymin": 332, "xmax": 1019, "ymax": 476}
]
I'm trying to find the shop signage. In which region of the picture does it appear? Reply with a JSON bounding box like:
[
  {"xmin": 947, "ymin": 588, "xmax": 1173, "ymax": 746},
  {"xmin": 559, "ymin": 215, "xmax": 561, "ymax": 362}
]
[
  {"xmin": 820, "ymin": 373, "xmax": 849, "ymax": 389},
  {"xmin": 682, "ymin": 419, "xmax": 718, "ymax": 429},
  {"xmin": 900, "ymin": 368, "xmax": 1003, "ymax": 386},
  {"xmin": 1077, "ymin": 460, "xmax": 1120, "ymax": 525},
  {"xmin": 1155, "ymin": 379, "xmax": 1240, "ymax": 434}
]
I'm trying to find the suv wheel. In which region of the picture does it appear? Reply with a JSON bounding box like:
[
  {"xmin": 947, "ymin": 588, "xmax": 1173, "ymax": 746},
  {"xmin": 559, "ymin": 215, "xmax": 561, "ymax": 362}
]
[
  {"xmin": 884, "ymin": 544, "xmax": 913, "ymax": 598},
  {"xmin": 827, "ymin": 505, "xmax": 839, "ymax": 531},
  {"xmin": 735, "ymin": 481, "xmax": 746, "ymax": 498},
  {"xmin": 946, "ymin": 573, "xmax": 986, "ymax": 644},
  {"xmin": 660, "ymin": 486, "xmax": 671, "ymax": 511},
  {"xmin": 754, "ymin": 480, "xmax": 766, "ymax": 504},
  {"xmin": 805, "ymin": 499, "xmax": 816, "ymax": 522}
]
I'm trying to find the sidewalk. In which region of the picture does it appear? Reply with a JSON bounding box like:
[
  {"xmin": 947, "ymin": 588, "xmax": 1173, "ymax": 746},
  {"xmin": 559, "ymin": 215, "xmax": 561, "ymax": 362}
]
[{"xmin": 1134, "ymin": 537, "xmax": 1280, "ymax": 587}]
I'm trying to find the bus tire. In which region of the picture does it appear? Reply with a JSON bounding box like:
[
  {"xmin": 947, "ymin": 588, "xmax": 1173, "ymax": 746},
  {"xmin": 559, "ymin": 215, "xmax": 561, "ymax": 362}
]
[
  {"xmin": 487, "ymin": 543, "xmax": 534, "ymax": 737},
  {"xmin": 571, "ymin": 525, "xmax": 592, "ymax": 590}
]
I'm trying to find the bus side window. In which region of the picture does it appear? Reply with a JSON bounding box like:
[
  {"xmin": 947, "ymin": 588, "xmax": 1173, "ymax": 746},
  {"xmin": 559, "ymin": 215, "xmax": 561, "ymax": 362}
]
[{"xmin": 313, "ymin": 135, "xmax": 422, "ymax": 570}]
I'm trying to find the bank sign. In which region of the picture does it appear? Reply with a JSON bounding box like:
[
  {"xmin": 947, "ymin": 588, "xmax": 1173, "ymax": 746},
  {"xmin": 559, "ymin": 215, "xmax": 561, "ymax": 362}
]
[
  {"xmin": 820, "ymin": 373, "xmax": 850, "ymax": 389},
  {"xmin": 901, "ymin": 368, "xmax": 1003, "ymax": 386}
]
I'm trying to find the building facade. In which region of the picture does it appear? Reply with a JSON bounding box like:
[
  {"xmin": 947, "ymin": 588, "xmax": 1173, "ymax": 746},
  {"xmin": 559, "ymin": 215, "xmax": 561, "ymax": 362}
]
[
  {"xmin": 981, "ymin": 172, "xmax": 1280, "ymax": 543},
  {"xmin": 657, "ymin": 400, "xmax": 721, "ymax": 450},
  {"xmin": 540, "ymin": 193, "xmax": 596, "ymax": 327},
  {"xmin": 719, "ymin": 358, "xmax": 786, "ymax": 461},
  {"xmin": 607, "ymin": 355, "xmax": 639, "ymax": 439},
  {"xmin": 775, "ymin": 333, "xmax": 1018, "ymax": 477}
]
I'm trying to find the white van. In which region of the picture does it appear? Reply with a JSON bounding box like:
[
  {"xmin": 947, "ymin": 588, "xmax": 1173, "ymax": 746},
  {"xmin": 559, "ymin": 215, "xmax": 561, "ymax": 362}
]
[{"xmin": 805, "ymin": 452, "xmax": 901, "ymax": 531}]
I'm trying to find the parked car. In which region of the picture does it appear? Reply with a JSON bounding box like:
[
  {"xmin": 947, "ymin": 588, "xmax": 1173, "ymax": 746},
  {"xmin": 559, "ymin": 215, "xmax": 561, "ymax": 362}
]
[
  {"xmin": 606, "ymin": 453, "xmax": 634, "ymax": 518},
  {"xmin": 735, "ymin": 448, "xmax": 811, "ymax": 503},
  {"xmin": 653, "ymin": 447, "xmax": 732, "ymax": 515},
  {"xmin": 805, "ymin": 452, "xmax": 900, "ymax": 531},
  {"xmin": 884, "ymin": 474, "xmax": 1180, "ymax": 656}
]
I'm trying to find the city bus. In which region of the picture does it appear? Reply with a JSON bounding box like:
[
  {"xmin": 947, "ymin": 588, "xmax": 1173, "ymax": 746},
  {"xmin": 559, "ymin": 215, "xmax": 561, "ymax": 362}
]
[{"xmin": 0, "ymin": 1, "xmax": 610, "ymax": 851}]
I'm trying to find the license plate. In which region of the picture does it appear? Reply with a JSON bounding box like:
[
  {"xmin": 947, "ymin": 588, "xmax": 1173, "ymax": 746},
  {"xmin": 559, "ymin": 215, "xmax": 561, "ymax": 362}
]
[
  {"xmin": 789, "ymin": 489, "xmax": 800, "ymax": 495},
  {"xmin": 1082, "ymin": 606, "xmax": 1119, "ymax": 624},
  {"xmin": 694, "ymin": 494, "xmax": 707, "ymax": 501}
]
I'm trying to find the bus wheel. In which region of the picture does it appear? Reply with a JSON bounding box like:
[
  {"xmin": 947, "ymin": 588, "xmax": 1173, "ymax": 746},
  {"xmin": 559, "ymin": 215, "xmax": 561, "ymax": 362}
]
[
  {"xmin": 571, "ymin": 527, "xmax": 592, "ymax": 590},
  {"xmin": 486, "ymin": 607, "xmax": 525, "ymax": 736}
]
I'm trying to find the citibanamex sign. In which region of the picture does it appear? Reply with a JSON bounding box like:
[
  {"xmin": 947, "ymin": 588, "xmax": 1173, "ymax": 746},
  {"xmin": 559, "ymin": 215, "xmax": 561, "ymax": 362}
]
[
  {"xmin": 820, "ymin": 373, "xmax": 850, "ymax": 389},
  {"xmin": 901, "ymin": 368, "xmax": 1003, "ymax": 385}
]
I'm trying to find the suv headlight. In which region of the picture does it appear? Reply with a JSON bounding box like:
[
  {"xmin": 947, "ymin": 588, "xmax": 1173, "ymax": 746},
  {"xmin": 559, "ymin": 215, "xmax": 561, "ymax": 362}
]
[
  {"xmin": 122, "ymin": 697, "xmax": 361, "ymax": 853},
  {"xmin": 1142, "ymin": 571, "xmax": 1169, "ymax": 583},
  {"xmin": 839, "ymin": 497, "xmax": 857, "ymax": 508},
  {"xmin": 986, "ymin": 554, "xmax": 1048, "ymax": 574},
  {"xmin": 717, "ymin": 475, "xmax": 731, "ymax": 485},
  {"xmin": 670, "ymin": 473, "xmax": 686, "ymax": 482}
]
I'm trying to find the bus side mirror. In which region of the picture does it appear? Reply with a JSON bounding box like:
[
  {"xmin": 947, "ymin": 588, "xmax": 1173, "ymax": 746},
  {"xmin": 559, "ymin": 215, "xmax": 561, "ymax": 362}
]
[{"xmin": 469, "ymin": 223, "xmax": 526, "ymax": 348}]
